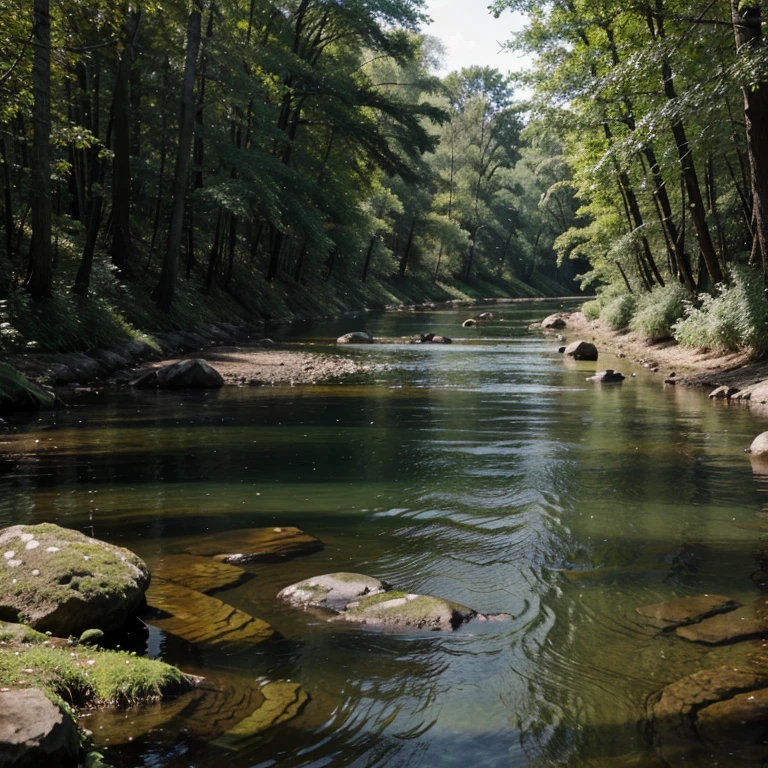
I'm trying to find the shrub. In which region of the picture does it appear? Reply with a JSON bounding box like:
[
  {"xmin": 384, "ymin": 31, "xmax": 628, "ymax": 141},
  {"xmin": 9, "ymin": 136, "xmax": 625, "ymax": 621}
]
[
  {"xmin": 673, "ymin": 265, "xmax": 768, "ymax": 355},
  {"xmin": 629, "ymin": 283, "xmax": 689, "ymax": 342},
  {"xmin": 581, "ymin": 299, "xmax": 602, "ymax": 320},
  {"xmin": 600, "ymin": 293, "xmax": 636, "ymax": 330}
]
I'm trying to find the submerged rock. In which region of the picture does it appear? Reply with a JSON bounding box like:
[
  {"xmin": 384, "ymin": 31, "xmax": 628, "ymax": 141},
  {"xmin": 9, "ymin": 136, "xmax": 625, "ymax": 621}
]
[
  {"xmin": 0, "ymin": 688, "xmax": 80, "ymax": 768},
  {"xmin": 336, "ymin": 332, "xmax": 374, "ymax": 344},
  {"xmin": 636, "ymin": 594, "xmax": 741, "ymax": 631},
  {"xmin": 337, "ymin": 591, "xmax": 476, "ymax": 631},
  {"xmin": 586, "ymin": 369, "xmax": 625, "ymax": 383},
  {"xmin": 564, "ymin": 340, "xmax": 598, "ymax": 361},
  {"xmin": 0, "ymin": 362, "xmax": 56, "ymax": 414},
  {"xmin": 132, "ymin": 358, "xmax": 223, "ymax": 389},
  {"xmin": 0, "ymin": 523, "xmax": 150, "ymax": 637},
  {"xmin": 675, "ymin": 598, "xmax": 768, "ymax": 645},
  {"xmin": 184, "ymin": 526, "xmax": 323, "ymax": 564},
  {"xmin": 462, "ymin": 318, "xmax": 477, "ymax": 328},
  {"xmin": 144, "ymin": 579, "xmax": 274, "ymax": 652},
  {"xmin": 278, "ymin": 572, "xmax": 388, "ymax": 612},
  {"xmin": 151, "ymin": 554, "xmax": 251, "ymax": 594}
]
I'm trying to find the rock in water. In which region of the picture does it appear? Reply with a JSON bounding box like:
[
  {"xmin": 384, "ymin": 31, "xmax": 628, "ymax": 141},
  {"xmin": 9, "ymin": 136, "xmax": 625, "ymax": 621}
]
[
  {"xmin": 150, "ymin": 554, "xmax": 251, "ymax": 594},
  {"xmin": 183, "ymin": 526, "xmax": 323, "ymax": 564},
  {"xmin": 0, "ymin": 523, "xmax": 150, "ymax": 637},
  {"xmin": 132, "ymin": 359, "xmax": 223, "ymax": 389},
  {"xmin": 278, "ymin": 573, "xmax": 388, "ymax": 612},
  {"xmin": 0, "ymin": 688, "xmax": 80, "ymax": 767},
  {"xmin": 338, "ymin": 591, "xmax": 476, "ymax": 631},
  {"xmin": 336, "ymin": 332, "xmax": 374, "ymax": 344},
  {"xmin": 586, "ymin": 369, "xmax": 625, "ymax": 383},
  {"xmin": 564, "ymin": 340, "xmax": 598, "ymax": 361},
  {"xmin": 636, "ymin": 594, "xmax": 741, "ymax": 630},
  {"xmin": 750, "ymin": 432, "xmax": 768, "ymax": 459},
  {"xmin": 675, "ymin": 598, "xmax": 768, "ymax": 645}
]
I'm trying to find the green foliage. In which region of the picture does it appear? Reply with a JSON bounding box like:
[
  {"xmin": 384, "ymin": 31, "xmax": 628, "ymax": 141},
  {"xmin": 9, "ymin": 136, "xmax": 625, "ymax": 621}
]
[
  {"xmin": 581, "ymin": 299, "xmax": 601, "ymax": 320},
  {"xmin": 600, "ymin": 293, "xmax": 636, "ymax": 330},
  {"xmin": 630, "ymin": 283, "xmax": 689, "ymax": 342},
  {"xmin": 673, "ymin": 266, "xmax": 768, "ymax": 355}
]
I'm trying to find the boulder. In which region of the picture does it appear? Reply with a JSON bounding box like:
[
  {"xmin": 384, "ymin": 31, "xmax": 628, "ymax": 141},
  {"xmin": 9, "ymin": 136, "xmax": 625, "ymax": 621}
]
[
  {"xmin": 183, "ymin": 526, "xmax": 323, "ymax": 564},
  {"xmin": 337, "ymin": 591, "xmax": 476, "ymax": 631},
  {"xmin": 586, "ymin": 369, "xmax": 625, "ymax": 383},
  {"xmin": 430, "ymin": 335, "xmax": 452, "ymax": 344},
  {"xmin": 564, "ymin": 340, "xmax": 598, "ymax": 361},
  {"xmin": 0, "ymin": 363, "xmax": 56, "ymax": 414},
  {"xmin": 749, "ymin": 432, "xmax": 768, "ymax": 459},
  {"xmin": 132, "ymin": 359, "xmax": 223, "ymax": 389},
  {"xmin": 278, "ymin": 573, "xmax": 388, "ymax": 612},
  {"xmin": 336, "ymin": 332, "xmax": 374, "ymax": 344},
  {"xmin": 461, "ymin": 318, "xmax": 477, "ymax": 328},
  {"xmin": 0, "ymin": 688, "xmax": 80, "ymax": 768},
  {"xmin": 541, "ymin": 313, "xmax": 567, "ymax": 329},
  {"xmin": 636, "ymin": 594, "xmax": 741, "ymax": 631},
  {"xmin": 709, "ymin": 386, "xmax": 739, "ymax": 400},
  {"xmin": 0, "ymin": 523, "xmax": 150, "ymax": 637}
]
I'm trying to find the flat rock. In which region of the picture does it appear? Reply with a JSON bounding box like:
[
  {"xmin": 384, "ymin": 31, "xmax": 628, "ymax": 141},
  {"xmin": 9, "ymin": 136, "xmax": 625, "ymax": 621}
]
[
  {"xmin": 0, "ymin": 688, "xmax": 79, "ymax": 767},
  {"xmin": 636, "ymin": 594, "xmax": 741, "ymax": 631},
  {"xmin": 338, "ymin": 591, "xmax": 476, "ymax": 631},
  {"xmin": 0, "ymin": 523, "xmax": 149, "ymax": 637},
  {"xmin": 150, "ymin": 555, "xmax": 250, "ymax": 594},
  {"xmin": 278, "ymin": 572, "xmax": 388, "ymax": 612},
  {"xmin": 144, "ymin": 579, "xmax": 274, "ymax": 652},
  {"xmin": 184, "ymin": 526, "xmax": 323, "ymax": 564},
  {"xmin": 676, "ymin": 599, "xmax": 768, "ymax": 645},
  {"xmin": 564, "ymin": 340, "xmax": 598, "ymax": 361}
]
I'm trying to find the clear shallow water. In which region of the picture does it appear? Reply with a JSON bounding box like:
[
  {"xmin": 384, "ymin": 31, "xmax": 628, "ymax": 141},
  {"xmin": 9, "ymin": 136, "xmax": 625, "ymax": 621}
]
[{"xmin": 2, "ymin": 300, "xmax": 768, "ymax": 767}]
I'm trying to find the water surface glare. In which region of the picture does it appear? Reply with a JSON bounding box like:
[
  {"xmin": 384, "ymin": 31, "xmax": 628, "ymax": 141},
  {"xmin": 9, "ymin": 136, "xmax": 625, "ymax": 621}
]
[{"xmin": 2, "ymin": 301, "xmax": 768, "ymax": 768}]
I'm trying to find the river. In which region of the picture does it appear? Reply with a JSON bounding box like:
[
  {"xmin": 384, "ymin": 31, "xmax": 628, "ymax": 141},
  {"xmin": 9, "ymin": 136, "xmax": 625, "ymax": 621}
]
[{"xmin": 2, "ymin": 300, "xmax": 768, "ymax": 768}]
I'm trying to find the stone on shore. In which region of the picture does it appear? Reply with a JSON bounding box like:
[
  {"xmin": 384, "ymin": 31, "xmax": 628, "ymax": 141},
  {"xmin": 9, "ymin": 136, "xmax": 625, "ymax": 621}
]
[
  {"xmin": 278, "ymin": 572, "xmax": 388, "ymax": 612},
  {"xmin": 541, "ymin": 313, "xmax": 567, "ymax": 329},
  {"xmin": 0, "ymin": 688, "xmax": 80, "ymax": 768},
  {"xmin": 749, "ymin": 432, "xmax": 768, "ymax": 459},
  {"xmin": 636, "ymin": 594, "xmax": 741, "ymax": 631},
  {"xmin": 132, "ymin": 358, "xmax": 223, "ymax": 389},
  {"xmin": 338, "ymin": 591, "xmax": 476, "ymax": 631},
  {"xmin": 336, "ymin": 332, "xmax": 374, "ymax": 344},
  {"xmin": 0, "ymin": 363, "xmax": 56, "ymax": 414},
  {"xmin": 183, "ymin": 526, "xmax": 323, "ymax": 564},
  {"xmin": 564, "ymin": 340, "xmax": 598, "ymax": 361},
  {"xmin": 709, "ymin": 385, "xmax": 739, "ymax": 400},
  {"xmin": 0, "ymin": 523, "xmax": 150, "ymax": 637},
  {"xmin": 144, "ymin": 579, "xmax": 274, "ymax": 652},
  {"xmin": 675, "ymin": 599, "xmax": 768, "ymax": 645}
]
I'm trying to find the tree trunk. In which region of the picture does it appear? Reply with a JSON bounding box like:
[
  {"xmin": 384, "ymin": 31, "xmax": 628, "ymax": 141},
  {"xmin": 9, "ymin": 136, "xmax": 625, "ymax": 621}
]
[
  {"xmin": 733, "ymin": 0, "xmax": 768, "ymax": 286},
  {"xmin": 26, "ymin": 0, "xmax": 53, "ymax": 298},
  {"xmin": 398, "ymin": 219, "xmax": 416, "ymax": 278},
  {"xmin": 153, "ymin": 3, "xmax": 202, "ymax": 311},
  {"xmin": 361, "ymin": 237, "xmax": 376, "ymax": 282}
]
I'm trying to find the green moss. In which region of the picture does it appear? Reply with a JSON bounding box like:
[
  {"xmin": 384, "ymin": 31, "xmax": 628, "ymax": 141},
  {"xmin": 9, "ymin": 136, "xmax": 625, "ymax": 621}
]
[
  {"xmin": 355, "ymin": 590, "xmax": 409, "ymax": 608},
  {"xmin": 0, "ymin": 645, "xmax": 188, "ymax": 707},
  {"xmin": 0, "ymin": 621, "xmax": 48, "ymax": 644}
]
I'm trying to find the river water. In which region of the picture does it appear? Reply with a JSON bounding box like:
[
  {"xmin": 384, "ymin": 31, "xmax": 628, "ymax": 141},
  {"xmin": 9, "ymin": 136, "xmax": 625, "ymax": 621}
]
[{"xmin": 2, "ymin": 300, "xmax": 768, "ymax": 768}]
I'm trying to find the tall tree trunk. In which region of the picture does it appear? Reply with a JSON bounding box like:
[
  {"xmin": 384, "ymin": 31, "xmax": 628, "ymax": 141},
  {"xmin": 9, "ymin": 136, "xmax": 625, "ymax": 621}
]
[
  {"xmin": 1, "ymin": 139, "xmax": 14, "ymax": 263},
  {"xmin": 110, "ymin": 11, "xmax": 140, "ymax": 278},
  {"xmin": 153, "ymin": 3, "xmax": 202, "ymax": 312},
  {"xmin": 26, "ymin": 0, "xmax": 53, "ymax": 298},
  {"xmin": 733, "ymin": 0, "xmax": 768, "ymax": 286},
  {"xmin": 398, "ymin": 219, "xmax": 417, "ymax": 278},
  {"xmin": 361, "ymin": 237, "xmax": 376, "ymax": 282}
]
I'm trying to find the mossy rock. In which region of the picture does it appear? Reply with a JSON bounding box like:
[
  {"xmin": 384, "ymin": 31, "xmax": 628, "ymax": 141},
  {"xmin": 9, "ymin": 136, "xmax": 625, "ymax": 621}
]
[
  {"xmin": 150, "ymin": 554, "xmax": 251, "ymax": 594},
  {"xmin": 277, "ymin": 572, "xmax": 387, "ymax": 612},
  {"xmin": 0, "ymin": 620, "xmax": 48, "ymax": 644},
  {"xmin": 0, "ymin": 524, "xmax": 150, "ymax": 637},
  {"xmin": 339, "ymin": 591, "xmax": 476, "ymax": 631},
  {"xmin": 144, "ymin": 578, "xmax": 274, "ymax": 652},
  {"xmin": 183, "ymin": 526, "xmax": 323, "ymax": 564},
  {"xmin": 0, "ymin": 362, "xmax": 56, "ymax": 414}
]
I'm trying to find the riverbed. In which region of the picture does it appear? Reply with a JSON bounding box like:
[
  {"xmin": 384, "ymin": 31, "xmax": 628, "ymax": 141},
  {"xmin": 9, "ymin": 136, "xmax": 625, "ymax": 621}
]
[{"xmin": 2, "ymin": 300, "xmax": 768, "ymax": 767}]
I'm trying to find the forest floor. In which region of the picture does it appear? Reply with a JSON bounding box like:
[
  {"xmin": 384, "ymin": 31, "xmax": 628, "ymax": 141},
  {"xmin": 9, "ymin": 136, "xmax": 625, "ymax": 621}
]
[{"xmin": 559, "ymin": 311, "xmax": 768, "ymax": 394}]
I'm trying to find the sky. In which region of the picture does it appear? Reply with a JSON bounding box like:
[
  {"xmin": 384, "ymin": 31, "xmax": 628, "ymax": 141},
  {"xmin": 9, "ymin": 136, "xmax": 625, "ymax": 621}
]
[{"xmin": 423, "ymin": 0, "xmax": 530, "ymax": 76}]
